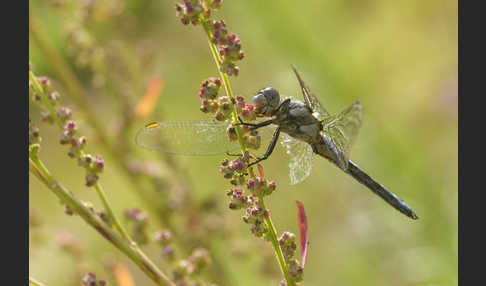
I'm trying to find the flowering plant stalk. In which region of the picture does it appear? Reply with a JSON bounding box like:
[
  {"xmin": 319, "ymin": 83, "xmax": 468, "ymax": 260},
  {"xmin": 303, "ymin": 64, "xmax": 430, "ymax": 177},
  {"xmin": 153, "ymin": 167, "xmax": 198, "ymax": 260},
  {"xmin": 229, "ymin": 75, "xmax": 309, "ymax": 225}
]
[
  {"xmin": 30, "ymin": 9, "xmax": 228, "ymax": 284},
  {"xmin": 29, "ymin": 70, "xmax": 131, "ymax": 243},
  {"xmin": 29, "ymin": 154, "xmax": 172, "ymax": 286},
  {"xmin": 29, "ymin": 15, "xmax": 186, "ymax": 235},
  {"xmin": 175, "ymin": 1, "xmax": 304, "ymax": 285},
  {"xmin": 29, "ymin": 67, "xmax": 175, "ymax": 286}
]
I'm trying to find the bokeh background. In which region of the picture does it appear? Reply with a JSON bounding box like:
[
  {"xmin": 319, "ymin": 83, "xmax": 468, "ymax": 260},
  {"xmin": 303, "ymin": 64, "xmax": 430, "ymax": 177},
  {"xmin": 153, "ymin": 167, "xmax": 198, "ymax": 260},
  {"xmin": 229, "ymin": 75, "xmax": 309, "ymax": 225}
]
[{"xmin": 29, "ymin": 0, "xmax": 457, "ymax": 285}]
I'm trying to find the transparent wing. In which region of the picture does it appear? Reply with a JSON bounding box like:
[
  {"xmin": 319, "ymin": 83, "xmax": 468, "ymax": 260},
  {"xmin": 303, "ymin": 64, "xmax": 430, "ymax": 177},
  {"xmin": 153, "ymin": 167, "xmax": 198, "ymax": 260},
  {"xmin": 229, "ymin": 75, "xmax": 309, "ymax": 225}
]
[
  {"xmin": 321, "ymin": 100, "xmax": 363, "ymax": 168},
  {"xmin": 136, "ymin": 120, "xmax": 274, "ymax": 156},
  {"xmin": 281, "ymin": 133, "xmax": 314, "ymax": 185},
  {"xmin": 136, "ymin": 120, "xmax": 238, "ymax": 155},
  {"xmin": 291, "ymin": 65, "xmax": 329, "ymax": 118}
]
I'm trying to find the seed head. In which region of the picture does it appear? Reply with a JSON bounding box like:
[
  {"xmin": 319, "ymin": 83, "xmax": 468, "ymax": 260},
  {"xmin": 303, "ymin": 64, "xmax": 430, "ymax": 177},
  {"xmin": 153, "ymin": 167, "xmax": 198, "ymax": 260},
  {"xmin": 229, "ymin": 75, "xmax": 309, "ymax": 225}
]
[
  {"xmin": 189, "ymin": 248, "xmax": 212, "ymax": 272},
  {"xmin": 279, "ymin": 231, "xmax": 298, "ymax": 261},
  {"xmin": 287, "ymin": 259, "xmax": 304, "ymax": 282},
  {"xmin": 60, "ymin": 130, "xmax": 74, "ymax": 145},
  {"xmin": 36, "ymin": 76, "xmax": 51, "ymax": 88},
  {"xmin": 235, "ymin": 96, "xmax": 245, "ymax": 112},
  {"xmin": 247, "ymin": 176, "xmax": 275, "ymax": 197},
  {"xmin": 220, "ymin": 61, "xmax": 240, "ymax": 76},
  {"xmin": 85, "ymin": 173, "xmax": 99, "ymax": 187},
  {"xmin": 199, "ymin": 77, "xmax": 221, "ymax": 100},
  {"xmin": 173, "ymin": 259, "xmax": 195, "ymax": 279},
  {"xmin": 175, "ymin": 0, "xmax": 209, "ymax": 26},
  {"xmin": 29, "ymin": 123, "xmax": 41, "ymax": 145},
  {"xmin": 124, "ymin": 207, "xmax": 149, "ymax": 223},
  {"xmin": 89, "ymin": 154, "xmax": 104, "ymax": 173},
  {"xmin": 214, "ymin": 111, "xmax": 225, "ymax": 121},
  {"xmin": 64, "ymin": 120, "xmax": 78, "ymax": 132},
  {"xmin": 229, "ymin": 157, "xmax": 246, "ymax": 171},
  {"xmin": 57, "ymin": 106, "xmax": 73, "ymax": 121},
  {"xmin": 68, "ymin": 137, "xmax": 87, "ymax": 159},
  {"xmin": 243, "ymin": 130, "xmax": 261, "ymax": 150},
  {"xmin": 48, "ymin": 91, "xmax": 60, "ymax": 104},
  {"xmin": 249, "ymin": 219, "xmax": 269, "ymax": 238},
  {"xmin": 205, "ymin": 0, "xmax": 223, "ymax": 10},
  {"xmin": 78, "ymin": 154, "xmax": 92, "ymax": 168},
  {"xmin": 226, "ymin": 188, "xmax": 250, "ymax": 210},
  {"xmin": 226, "ymin": 124, "xmax": 238, "ymax": 141},
  {"xmin": 229, "ymin": 173, "xmax": 246, "ymax": 186},
  {"xmin": 154, "ymin": 230, "xmax": 172, "ymax": 246},
  {"xmin": 211, "ymin": 20, "xmax": 228, "ymax": 44},
  {"xmin": 219, "ymin": 158, "xmax": 234, "ymax": 178},
  {"xmin": 241, "ymin": 104, "xmax": 256, "ymax": 121},
  {"xmin": 81, "ymin": 272, "xmax": 107, "ymax": 286}
]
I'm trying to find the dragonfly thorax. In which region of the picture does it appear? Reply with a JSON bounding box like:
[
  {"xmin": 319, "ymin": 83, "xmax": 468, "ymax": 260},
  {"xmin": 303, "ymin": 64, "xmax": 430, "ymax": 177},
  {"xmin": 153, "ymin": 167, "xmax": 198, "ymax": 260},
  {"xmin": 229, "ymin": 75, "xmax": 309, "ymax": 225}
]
[{"xmin": 273, "ymin": 100, "xmax": 322, "ymax": 143}]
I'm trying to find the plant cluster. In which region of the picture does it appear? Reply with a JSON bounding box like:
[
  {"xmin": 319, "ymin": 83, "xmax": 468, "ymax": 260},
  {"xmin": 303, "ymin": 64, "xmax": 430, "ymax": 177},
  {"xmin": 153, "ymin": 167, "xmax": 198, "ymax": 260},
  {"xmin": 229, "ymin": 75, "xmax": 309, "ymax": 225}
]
[
  {"xmin": 29, "ymin": 65, "xmax": 216, "ymax": 286},
  {"xmin": 30, "ymin": 1, "xmax": 308, "ymax": 285},
  {"xmin": 174, "ymin": 1, "xmax": 307, "ymax": 285}
]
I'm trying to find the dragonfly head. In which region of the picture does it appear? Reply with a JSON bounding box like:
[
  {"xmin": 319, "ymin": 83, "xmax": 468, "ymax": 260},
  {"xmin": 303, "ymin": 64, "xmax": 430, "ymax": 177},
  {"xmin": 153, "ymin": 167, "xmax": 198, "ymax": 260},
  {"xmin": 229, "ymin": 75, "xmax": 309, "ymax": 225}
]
[{"xmin": 253, "ymin": 87, "xmax": 280, "ymax": 117}]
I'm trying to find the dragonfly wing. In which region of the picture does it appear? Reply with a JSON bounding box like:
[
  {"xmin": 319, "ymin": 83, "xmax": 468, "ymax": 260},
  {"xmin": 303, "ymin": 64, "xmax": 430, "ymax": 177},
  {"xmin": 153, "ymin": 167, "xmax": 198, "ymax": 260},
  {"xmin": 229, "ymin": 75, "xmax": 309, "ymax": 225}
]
[
  {"xmin": 136, "ymin": 120, "xmax": 240, "ymax": 155},
  {"xmin": 321, "ymin": 100, "xmax": 363, "ymax": 169},
  {"xmin": 136, "ymin": 120, "xmax": 275, "ymax": 156},
  {"xmin": 291, "ymin": 65, "xmax": 329, "ymax": 118},
  {"xmin": 281, "ymin": 133, "xmax": 314, "ymax": 185}
]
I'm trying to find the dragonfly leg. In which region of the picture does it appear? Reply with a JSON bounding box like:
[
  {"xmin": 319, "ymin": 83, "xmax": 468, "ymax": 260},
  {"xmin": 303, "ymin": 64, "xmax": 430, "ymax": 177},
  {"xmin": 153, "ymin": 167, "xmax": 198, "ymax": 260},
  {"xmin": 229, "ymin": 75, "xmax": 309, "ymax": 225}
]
[
  {"xmin": 248, "ymin": 127, "xmax": 281, "ymax": 167},
  {"xmin": 236, "ymin": 116, "xmax": 274, "ymax": 130},
  {"xmin": 225, "ymin": 151, "xmax": 242, "ymax": 157}
]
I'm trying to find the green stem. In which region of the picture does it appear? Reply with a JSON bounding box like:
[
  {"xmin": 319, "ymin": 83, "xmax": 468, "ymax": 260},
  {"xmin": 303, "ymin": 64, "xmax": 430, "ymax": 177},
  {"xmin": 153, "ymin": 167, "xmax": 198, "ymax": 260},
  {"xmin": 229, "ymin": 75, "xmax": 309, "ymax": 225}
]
[
  {"xmin": 30, "ymin": 13, "xmax": 231, "ymax": 285},
  {"xmin": 260, "ymin": 198, "xmax": 295, "ymax": 286},
  {"xmin": 30, "ymin": 70, "xmax": 134, "ymax": 246},
  {"xmin": 29, "ymin": 156, "xmax": 175, "ymax": 286},
  {"xmin": 201, "ymin": 19, "xmax": 293, "ymax": 286},
  {"xmin": 29, "ymin": 277, "xmax": 47, "ymax": 286},
  {"xmin": 29, "ymin": 14, "xmax": 183, "ymax": 241},
  {"xmin": 29, "ymin": 71, "xmax": 63, "ymax": 129},
  {"xmin": 201, "ymin": 21, "xmax": 252, "ymax": 167},
  {"xmin": 93, "ymin": 182, "xmax": 132, "ymax": 243}
]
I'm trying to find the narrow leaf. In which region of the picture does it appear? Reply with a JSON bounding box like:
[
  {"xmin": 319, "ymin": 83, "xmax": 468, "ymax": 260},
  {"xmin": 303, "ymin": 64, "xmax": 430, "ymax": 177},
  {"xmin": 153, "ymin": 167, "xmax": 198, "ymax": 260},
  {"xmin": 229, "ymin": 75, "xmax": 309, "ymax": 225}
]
[{"xmin": 296, "ymin": 200, "xmax": 309, "ymax": 269}]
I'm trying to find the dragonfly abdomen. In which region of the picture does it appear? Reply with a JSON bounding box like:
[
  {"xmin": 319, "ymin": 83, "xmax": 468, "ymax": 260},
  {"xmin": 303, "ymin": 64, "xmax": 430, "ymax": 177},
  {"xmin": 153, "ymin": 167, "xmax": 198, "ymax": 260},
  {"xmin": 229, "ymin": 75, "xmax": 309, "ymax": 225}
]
[{"xmin": 345, "ymin": 160, "xmax": 418, "ymax": 220}]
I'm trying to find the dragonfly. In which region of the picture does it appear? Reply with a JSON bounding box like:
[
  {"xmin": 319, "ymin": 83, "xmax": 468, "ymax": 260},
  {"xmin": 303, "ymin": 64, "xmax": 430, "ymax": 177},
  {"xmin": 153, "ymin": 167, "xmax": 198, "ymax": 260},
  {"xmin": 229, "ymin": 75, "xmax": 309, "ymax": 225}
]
[{"xmin": 136, "ymin": 65, "xmax": 418, "ymax": 220}]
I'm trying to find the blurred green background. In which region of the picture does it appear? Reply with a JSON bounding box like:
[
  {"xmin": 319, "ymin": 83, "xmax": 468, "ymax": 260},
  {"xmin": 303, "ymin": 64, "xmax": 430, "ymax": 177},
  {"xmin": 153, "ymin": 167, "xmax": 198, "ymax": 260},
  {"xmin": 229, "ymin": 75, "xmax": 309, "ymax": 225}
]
[{"xmin": 29, "ymin": 0, "xmax": 457, "ymax": 285}]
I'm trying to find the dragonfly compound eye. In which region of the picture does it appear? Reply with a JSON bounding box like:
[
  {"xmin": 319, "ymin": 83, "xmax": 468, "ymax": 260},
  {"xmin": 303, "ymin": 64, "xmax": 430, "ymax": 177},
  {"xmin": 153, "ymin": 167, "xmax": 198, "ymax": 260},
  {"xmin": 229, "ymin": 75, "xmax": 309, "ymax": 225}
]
[{"xmin": 253, "ymin": 87, "xmax": 280, "ymax": 116}]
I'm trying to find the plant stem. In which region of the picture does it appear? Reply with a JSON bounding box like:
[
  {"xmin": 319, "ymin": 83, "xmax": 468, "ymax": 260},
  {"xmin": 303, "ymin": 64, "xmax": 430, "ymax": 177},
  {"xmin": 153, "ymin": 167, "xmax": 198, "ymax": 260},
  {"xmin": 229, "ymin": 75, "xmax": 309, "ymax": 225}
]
[
  {"xmin": 29, "ymin": 156, "xmax": 175, "ymax": 286},
  {"xmin": 259, "ymin": 198, "xmax": 295, "ymax": 286},
  {"xmin": 201, "ymin": 21, "xmax": 253, "ymax": 175},
  {"xmin": 29, "ymin": 277, "xmax": 47, "ymax": 286},
  {"xmin": 30, "ymin": 70, "xmax": 134, "ymax": 245},
  {"xmin": 93, "ymin": 182, "xmax": 132, "ymax": 242},
  {"xmin": 29, "ymin": 71, "xmax": 63, "ymax": 130},
  {"xmin": 201, "ymin": 20, "xmax": 293, "ymax": 286},
  {"xmin": 30, "ymin": 12, "xmax": 232, "ymax": 285},
  {"xmin": 29, "ymin": 14, "xmax": 183, "ymax": 240}
]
